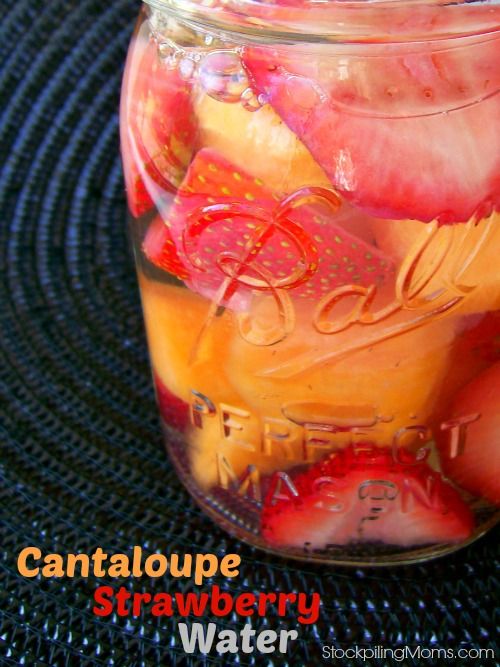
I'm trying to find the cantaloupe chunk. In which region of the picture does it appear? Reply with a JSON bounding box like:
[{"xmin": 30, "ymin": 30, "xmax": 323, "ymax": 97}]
[
  {"xmin": 224, "ymin": 292, "xmax": 473, "ymax": 451},
  {"xmin": 139, "ymin": 275, "xmax": 302, "ymax": 489},
  {"xmin": 139, "ymin": 274, "xmax": 235, "ymax": 403},
  {"xmin": 372, "ymin": 213, "xmax": 500, "ymax": 314},
  {"xmin": 195, "ymin": 94, "xmax": 331, "ymax": 194}
]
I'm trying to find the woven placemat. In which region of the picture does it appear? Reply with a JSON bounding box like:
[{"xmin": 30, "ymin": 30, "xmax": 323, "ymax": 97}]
[{"xmin": 0, "ymin": 1, "xmax": 498, "ymax": 665}]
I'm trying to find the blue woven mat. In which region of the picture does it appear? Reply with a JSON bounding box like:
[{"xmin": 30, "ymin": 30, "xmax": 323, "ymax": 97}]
[{"xmin": 0, "ymin": 1, "xmax": 498, "ymax": 665}]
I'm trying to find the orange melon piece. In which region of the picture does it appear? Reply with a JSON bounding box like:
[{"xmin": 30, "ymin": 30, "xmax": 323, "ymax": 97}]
[
  {"xmin": 139, "ymin": 274, "xmax": 299, "ymax": 489},
  {"xmin": 194, "ymin": 94, "xmax": 331, "ymax": 194},
  {"xmin": 139, "ymin": 274, "xmax": 236, "ymax": 403},
  {"xmin": 188, "ymin": 407, "xmax": 304, "ymax": 493},
  {"xmin": 372, "ymin": 213, "xmax": 500, "ymax": 314},
  {"xmin": 224, "ymin": 291, "xmax": 470, "ymax": 454}
]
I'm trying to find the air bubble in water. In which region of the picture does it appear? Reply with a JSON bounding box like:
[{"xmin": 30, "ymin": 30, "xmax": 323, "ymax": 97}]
[
  {"xmin": 199, "ymin": 50, "xmax": 249, "ymax": 103},
  {"xmin": 178, "ymin": 57, "xmax": 197, "ymax": 81},
  {"xmin": 241, "ymin": 88, "xmax": 266, "ymax": 112}
]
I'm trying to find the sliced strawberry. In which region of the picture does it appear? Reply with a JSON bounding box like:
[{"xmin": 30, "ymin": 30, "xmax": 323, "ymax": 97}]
[
  {"xmin": 120, "ymin": 126, "xmax": 156, "ymax": 217},
  {"xmin": 142, "ymin": 215, "xmax": 190, "ymax": 280},
  {"xmin": 121, "ymin": 35, "xmax": 196, "ymax": 217},
  {"xmin": 261, "ymin": 444, "xmax": 473, "ymax": 549},
  {"xmin": 243, "ymin": 37, "xmax": 500, "ymax": 223},
  {"xmin": 143, "ymin": 148, "xmax": 394, "ymax": 304},
  {"xmin": 456, "ymin": 312, "xmax": 500, "ymax": 366},
  {"xmin": 154, "ymin": 373, "xmax": 191, "ymax": 431},
  {"xmin": 438, "ymin": 362, "xmax": 500, "ymax": 506}
]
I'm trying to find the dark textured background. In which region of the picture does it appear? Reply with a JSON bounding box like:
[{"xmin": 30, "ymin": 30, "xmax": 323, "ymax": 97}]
[{"xmin": 0, "ymin": 1, "xmax": 498, "ymax": 665}]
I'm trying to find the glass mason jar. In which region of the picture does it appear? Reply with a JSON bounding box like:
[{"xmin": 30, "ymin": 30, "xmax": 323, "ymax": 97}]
[{"xmin": 120, "ymin": 0, "xmax": 500, "ymax": 565}]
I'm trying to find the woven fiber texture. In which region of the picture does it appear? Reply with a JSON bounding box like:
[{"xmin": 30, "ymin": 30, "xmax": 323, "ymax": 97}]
[{"xmin": 0, "ymin": 1, "xmax": 498, "ymax": 665}]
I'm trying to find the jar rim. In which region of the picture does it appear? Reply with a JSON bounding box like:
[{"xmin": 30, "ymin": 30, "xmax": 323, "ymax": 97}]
[{"xmin": 145, "ymin": 0, "xmax": 500, "ymax": 44}]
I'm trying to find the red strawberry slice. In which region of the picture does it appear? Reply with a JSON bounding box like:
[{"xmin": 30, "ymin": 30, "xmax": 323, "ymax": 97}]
[
  {"xmin": 438, "ymin": 362, "xmax": 500, "ymax": 506},
  {"xmin": 142, "ymin": 215, "xmax": 190, "ymax": 280},
  {"xmin": 121, "ymin": 36, "xmax": 196, "ymax": 217},
  {"xmin": 456, "ymin": 311, "xmax": 500, "ymax": 366},
  {"xmin": 120, "ymin": 127, "xmax": 157, "ymax": 217},
  {"xmin": 262, "ymin": 444, "xmax": 473, "ymax": 548},
  {"xmin": 144, "ymin": 148, "xmax": 395, "ymax": 305},
  {"xmin": 243, "ymin": 37, "xmax": 500, "ymax": 223},
  {"xmin": 154, "ymin": 373, "xmax": 191, "ymax": 432}
]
